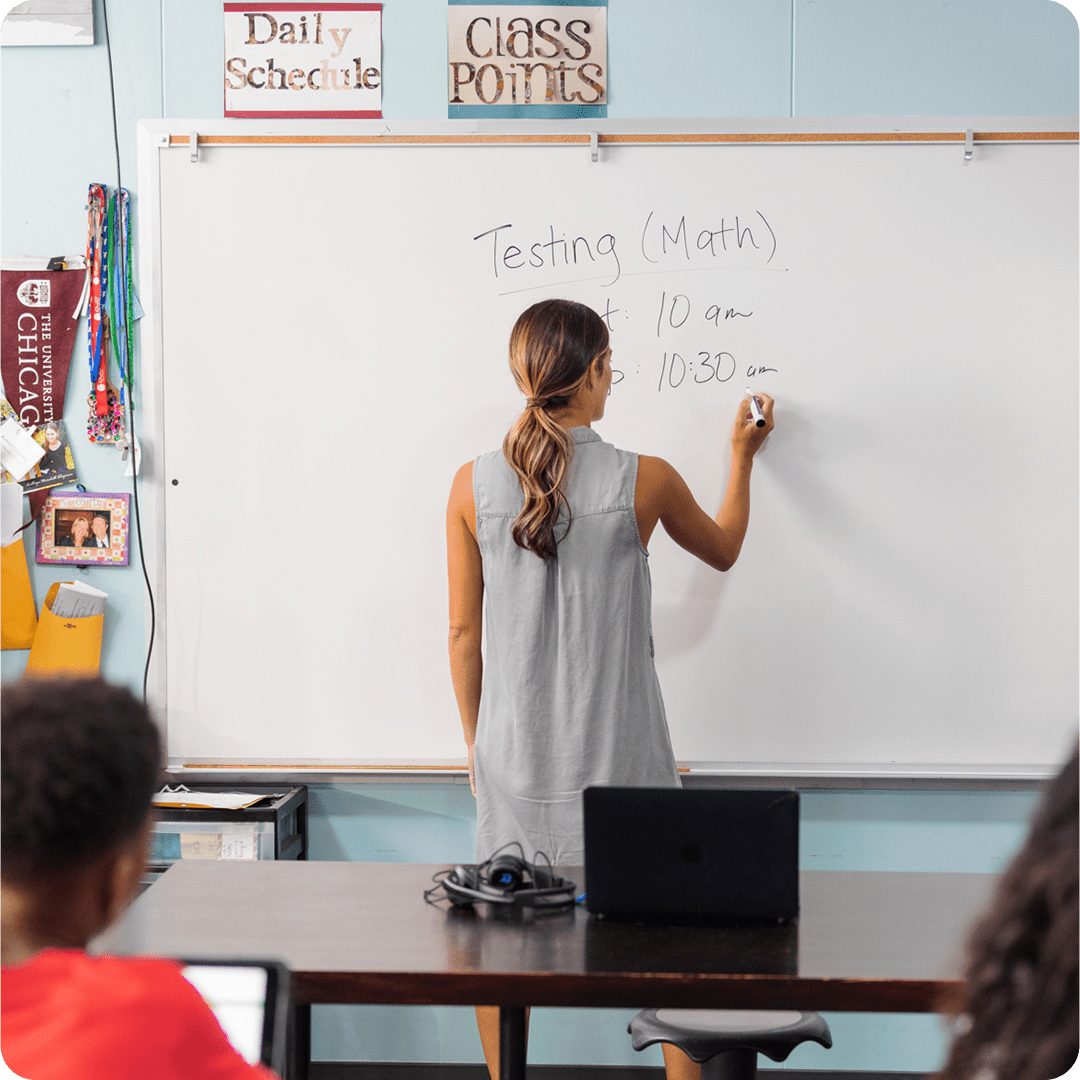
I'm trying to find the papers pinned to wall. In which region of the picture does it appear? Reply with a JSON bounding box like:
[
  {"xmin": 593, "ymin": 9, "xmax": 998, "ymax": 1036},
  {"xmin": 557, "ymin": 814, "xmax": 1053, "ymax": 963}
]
[{"xmin": 0, "ymin": 416, "xmax": 45, "ymax": 481}]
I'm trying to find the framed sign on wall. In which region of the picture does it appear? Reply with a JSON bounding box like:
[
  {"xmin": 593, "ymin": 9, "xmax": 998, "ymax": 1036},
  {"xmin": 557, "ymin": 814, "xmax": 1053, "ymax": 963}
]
[
  {"xmin": 448, "ymin": 3, "xmax": 606, "ymax": 115},
  {"xmin": 224, "ymin": 3, "xmax": 382, "ymax": 118}
]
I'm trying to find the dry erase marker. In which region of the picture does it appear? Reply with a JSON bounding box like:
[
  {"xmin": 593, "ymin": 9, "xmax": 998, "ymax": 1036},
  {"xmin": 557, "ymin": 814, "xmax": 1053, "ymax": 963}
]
[{"xmin": 746, "ymin": 389, "xmax": 766, "ymax": 428}]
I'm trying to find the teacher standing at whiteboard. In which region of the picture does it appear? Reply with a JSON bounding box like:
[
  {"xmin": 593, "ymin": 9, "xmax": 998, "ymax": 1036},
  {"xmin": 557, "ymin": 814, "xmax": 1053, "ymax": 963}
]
[
  {"xmin": 447, "ymin": 298, "xmax": 773, "ymax": 1080},
  {"xmin": 448, "ymin": 297, "xmax": 773, "ymax": 860}
]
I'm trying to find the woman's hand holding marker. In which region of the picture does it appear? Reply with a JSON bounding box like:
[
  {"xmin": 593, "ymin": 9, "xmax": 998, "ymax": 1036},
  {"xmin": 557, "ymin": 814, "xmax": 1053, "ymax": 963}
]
[
  {"xmin": 746, "ymin": 389, "xmax": 766, "ymax": 427},
  {"xmin": 734, "ymin": 392, "xmax": 775, "ymax": 457}
]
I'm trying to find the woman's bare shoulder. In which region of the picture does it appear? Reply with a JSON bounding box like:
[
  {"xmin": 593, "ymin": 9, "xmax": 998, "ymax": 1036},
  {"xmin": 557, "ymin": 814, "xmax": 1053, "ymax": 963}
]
[
  {"xmin": 449, "ymin": 461, "xmax": 474, "ymax": 504},
  {"xmin": 636, "ymin": 453, "xmax": 672, "ymax": 476},
  {"xmin": 448, "ymin": 461, "xmax": 477, "ymax": 534},
  {"xmin": 636, "ymin": 454, "xmax": 680, "ymax": 495}
]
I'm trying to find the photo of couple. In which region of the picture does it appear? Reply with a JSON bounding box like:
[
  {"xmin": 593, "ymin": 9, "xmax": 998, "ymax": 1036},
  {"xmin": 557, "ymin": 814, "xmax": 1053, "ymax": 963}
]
[{"xmin": 56, "ymin": 511, "xmax": 110, "ymax": 550}]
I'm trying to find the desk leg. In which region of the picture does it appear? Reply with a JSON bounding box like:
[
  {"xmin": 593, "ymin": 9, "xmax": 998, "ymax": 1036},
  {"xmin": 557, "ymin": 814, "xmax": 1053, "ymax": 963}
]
[
  {"xmin": 288, "ymin": 1002, "xmax": 311, "ymax": 1080},
  {"xmin": 498, "ymin": 1005, "xmax": 527, "ymax": 1080}
]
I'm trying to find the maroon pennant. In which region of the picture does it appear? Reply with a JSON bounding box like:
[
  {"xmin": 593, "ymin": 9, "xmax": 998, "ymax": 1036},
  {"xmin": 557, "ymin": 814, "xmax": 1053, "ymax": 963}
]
[
  {"xmin": 2, "ymin": 268, "xmax": 86, "ymax": 523},
  {"xmin": 1, "ymin": 268, "xmax": 84, "ymax": 428}
]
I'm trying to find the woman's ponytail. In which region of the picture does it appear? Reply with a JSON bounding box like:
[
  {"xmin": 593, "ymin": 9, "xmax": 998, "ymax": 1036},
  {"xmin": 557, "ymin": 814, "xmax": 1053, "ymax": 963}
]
[
  {"xmin": 503, "ymin": 403, "xmax": 574, "ymax": 561},
  {"xmin": 502, "ymin": 300, "xmax": 609, "ymax": 560}
]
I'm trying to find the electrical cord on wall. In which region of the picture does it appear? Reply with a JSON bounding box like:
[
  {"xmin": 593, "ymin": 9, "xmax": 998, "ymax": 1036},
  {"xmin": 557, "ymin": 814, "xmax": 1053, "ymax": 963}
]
[{"xmin": 101, "ymin": 0, "xmax": 157, "ymax": 700}]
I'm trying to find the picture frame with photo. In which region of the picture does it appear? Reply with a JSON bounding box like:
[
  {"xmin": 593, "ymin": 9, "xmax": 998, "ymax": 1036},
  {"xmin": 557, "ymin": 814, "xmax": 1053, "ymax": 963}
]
[{"xmin": 36, "ymin": 492, "xmax": 130, "ymax": 566}]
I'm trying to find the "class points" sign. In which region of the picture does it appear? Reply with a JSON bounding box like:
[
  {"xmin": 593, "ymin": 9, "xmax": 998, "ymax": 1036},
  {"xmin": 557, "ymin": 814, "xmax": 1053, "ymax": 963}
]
[{"xmin": 448, "ymin": 5, "xmax": 606, "ymax": 109}]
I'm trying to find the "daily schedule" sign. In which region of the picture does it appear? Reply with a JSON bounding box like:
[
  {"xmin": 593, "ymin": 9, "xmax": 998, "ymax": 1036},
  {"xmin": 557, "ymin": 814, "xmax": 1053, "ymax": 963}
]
[{"xmin": 224, "ymin": 4, "xmax": 382, "ymax": 118}]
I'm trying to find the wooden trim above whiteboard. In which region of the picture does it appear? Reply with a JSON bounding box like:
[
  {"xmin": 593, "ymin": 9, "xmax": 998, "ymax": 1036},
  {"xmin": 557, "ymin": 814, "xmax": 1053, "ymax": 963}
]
[{"xmin": 168, "ymin": 130, "xmax": 1078, "ymax": 148}]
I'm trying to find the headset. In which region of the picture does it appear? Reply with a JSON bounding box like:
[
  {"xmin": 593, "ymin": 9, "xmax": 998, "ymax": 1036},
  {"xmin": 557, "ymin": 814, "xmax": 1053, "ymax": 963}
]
[{"xmin": 424, "ymin": 845, "xmax": 578, "ymax": 911}]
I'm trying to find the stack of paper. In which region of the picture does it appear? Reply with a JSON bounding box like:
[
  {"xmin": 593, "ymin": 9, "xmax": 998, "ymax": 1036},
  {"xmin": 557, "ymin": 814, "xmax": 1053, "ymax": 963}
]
[
  {"xmin": 152, "ymin": 786, "xmax": 282, "ymax": 810},
  {"xmin": 51, "ymin": 581, "xmax": 107, "ymax": 618}
]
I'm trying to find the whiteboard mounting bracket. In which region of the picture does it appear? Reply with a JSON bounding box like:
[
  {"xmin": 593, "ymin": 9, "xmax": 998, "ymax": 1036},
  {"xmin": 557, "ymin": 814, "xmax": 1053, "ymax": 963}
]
[
  {"xmin": 590, "ymin": 131, "xmax": 599, "ymax": 163},
  {"xmin": 190, "ymin": 131, "xmax": 199, "ymax": 164},
  {"xmin": 964, "ymin": 129, "xmax": 973, "ymax": 164},
  {"xmin": 155, "ymin": 132, "xmax": 169, "ymax": 148}
]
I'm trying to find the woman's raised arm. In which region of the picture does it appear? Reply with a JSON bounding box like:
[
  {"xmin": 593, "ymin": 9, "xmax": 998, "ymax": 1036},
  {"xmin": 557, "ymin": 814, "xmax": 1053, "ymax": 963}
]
[{"xmin": 635, "ymin": 394, "xmax": 774, "ymax": 571}]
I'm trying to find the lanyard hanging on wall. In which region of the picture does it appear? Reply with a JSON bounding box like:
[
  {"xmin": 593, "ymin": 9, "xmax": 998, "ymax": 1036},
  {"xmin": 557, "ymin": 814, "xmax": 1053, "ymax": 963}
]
[
  {"xmin": 83, "ymin": 183, "xmax": 127, "ymax": 447},
  {"xmin": 106, "ymin": 188, "xmax": 131, "ymax": 405},
  {"xmin": 85, "ymin": 184, "xmax": 109, "ymax": 417}
]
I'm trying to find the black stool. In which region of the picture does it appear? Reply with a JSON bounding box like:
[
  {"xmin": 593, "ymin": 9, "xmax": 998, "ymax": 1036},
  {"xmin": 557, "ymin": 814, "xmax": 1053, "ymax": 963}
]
[{"xmin": 629, "ymin": 1008, "xmax": 832, "ymax": 1080}]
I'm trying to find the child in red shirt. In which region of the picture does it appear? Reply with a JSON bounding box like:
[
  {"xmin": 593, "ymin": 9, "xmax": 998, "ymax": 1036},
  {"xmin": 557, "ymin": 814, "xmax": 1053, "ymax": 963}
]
[{"xmin": 1, "ymin": 677, "xmax": 274, "ymax": 1080}]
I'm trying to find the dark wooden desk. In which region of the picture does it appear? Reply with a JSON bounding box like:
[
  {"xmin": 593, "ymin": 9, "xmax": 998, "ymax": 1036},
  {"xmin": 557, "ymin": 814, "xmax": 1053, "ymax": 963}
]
[{"xmin": 95, "ymin": 862, "xmax": 996, "ymax": 1079}]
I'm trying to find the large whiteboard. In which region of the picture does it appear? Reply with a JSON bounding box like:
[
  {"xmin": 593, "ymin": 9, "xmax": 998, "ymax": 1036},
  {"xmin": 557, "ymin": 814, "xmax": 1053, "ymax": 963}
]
[{"xmin": 138, "ymin": 120, "xmax": 1078, "ymax": 772}]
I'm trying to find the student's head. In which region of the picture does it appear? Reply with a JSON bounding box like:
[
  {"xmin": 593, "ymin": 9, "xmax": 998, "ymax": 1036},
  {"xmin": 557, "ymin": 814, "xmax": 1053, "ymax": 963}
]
[
  {"xmin": 503, "ymin": 299, "xmax": 611, "ymax": 560},
  {"xmin": 43, "ymin": 423, "xmax": 60, "ymax": 445},
  {"xmin": 91, "ymin": 514, "xmax": 109, "ymax": 539},
  {"xmin": 70, "ymin": 516, "xmax": 89, "ymax": 541},
  {"xmin": 939, "ymin": 744, "xmax": 1078, "ymax": 1079},
  {"xmin": 1, "ymin": 678, "xmax": 162, "ymax": 960}
]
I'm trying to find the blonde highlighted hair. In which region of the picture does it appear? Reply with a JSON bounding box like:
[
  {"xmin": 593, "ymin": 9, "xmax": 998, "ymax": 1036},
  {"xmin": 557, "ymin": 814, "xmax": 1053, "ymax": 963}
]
[{"xmin": 502, "ymin": 299, "xmax": 610, "ymax": 560}]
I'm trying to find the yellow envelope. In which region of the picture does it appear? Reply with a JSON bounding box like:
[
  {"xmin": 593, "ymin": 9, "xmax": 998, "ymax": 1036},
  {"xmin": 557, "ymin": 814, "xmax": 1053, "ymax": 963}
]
[
  {"xmin": 1, "ymin": 537, "xmax": 38, "ymax": 650},
  {"xmin": 25, "ymin": 581, "xmax": 103, "ymax": 676}
]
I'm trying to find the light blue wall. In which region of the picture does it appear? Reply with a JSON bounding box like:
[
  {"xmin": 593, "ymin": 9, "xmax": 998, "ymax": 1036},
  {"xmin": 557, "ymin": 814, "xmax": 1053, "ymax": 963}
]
[
  {"xmin": 305, "ymin": 782, "xmax": 1041, "ymax": 875},
  {"xmin": 2, "ymin": 0, "xmax": 1075, "ymax": 1072}
]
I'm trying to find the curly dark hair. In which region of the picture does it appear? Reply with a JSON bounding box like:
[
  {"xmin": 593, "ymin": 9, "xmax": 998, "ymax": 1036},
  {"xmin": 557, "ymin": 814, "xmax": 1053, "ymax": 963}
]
[
  {"xmin": 1, "ymin": 677, "xmax": 162, "ymax": 882},
  {"xmin": 939, "ymin": 745, "xmax": 1079, "ymax": 1080}
]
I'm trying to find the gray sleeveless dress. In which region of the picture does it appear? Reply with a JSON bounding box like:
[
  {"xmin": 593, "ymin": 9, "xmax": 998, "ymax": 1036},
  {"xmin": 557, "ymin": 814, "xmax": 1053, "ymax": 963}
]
[{"xmin": 472, "ymin": 426, "xmax": 681, "ymax": 865}]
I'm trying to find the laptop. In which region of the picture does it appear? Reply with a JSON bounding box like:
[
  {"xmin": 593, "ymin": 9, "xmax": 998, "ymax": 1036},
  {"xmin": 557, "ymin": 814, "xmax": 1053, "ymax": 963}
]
[
  {"xmin": 582, "ymin": 787, "xmax": 799, "ymax": 923},
  {"xmin": 181, "ymin": 959, "xmax": 291, "ymax": 1073}
]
